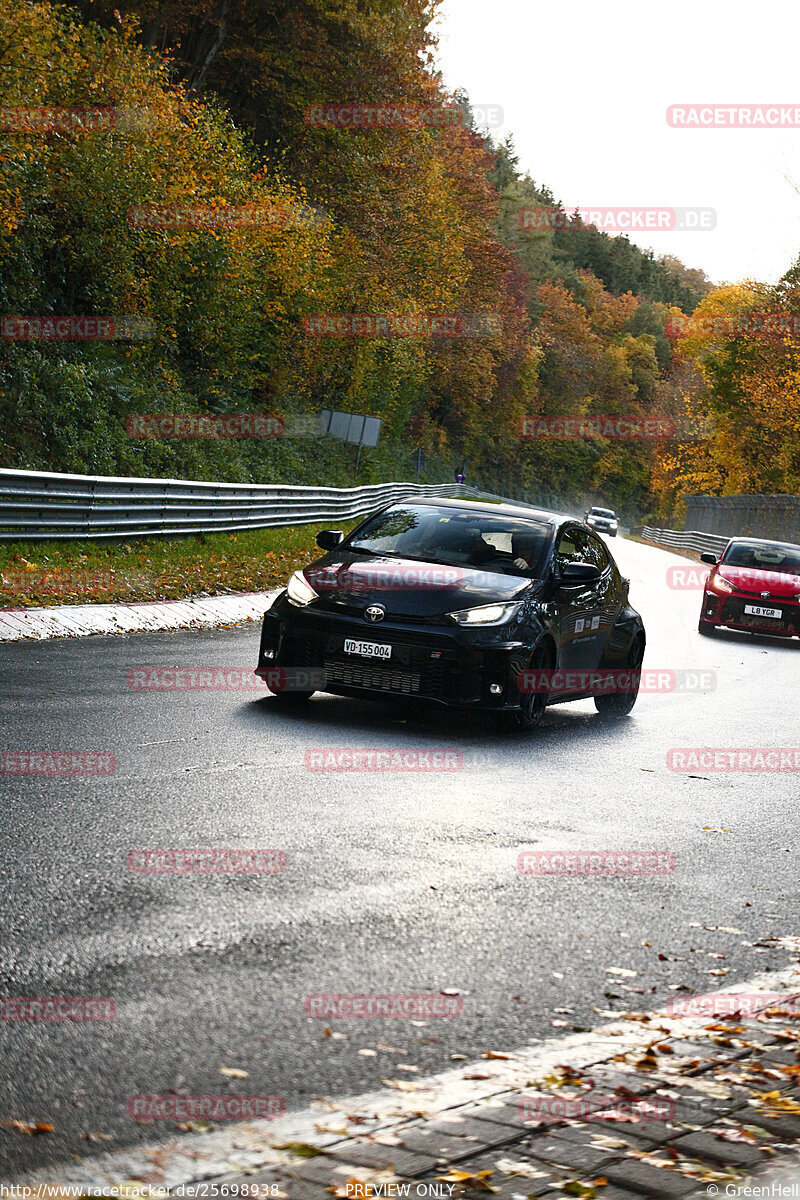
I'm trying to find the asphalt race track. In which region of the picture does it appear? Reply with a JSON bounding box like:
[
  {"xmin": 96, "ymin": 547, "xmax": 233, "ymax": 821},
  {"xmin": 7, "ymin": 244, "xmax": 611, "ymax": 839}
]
[{"xmin": 2, "ymin": 535, "xmax": 799, "ymax": 1176}]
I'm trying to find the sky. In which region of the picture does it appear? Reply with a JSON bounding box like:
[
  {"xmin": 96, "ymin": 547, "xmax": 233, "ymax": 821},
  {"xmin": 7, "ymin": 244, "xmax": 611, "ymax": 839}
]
[{"xmin": 432, "ymin": 0, "xmax": 800, "ymax": 286}]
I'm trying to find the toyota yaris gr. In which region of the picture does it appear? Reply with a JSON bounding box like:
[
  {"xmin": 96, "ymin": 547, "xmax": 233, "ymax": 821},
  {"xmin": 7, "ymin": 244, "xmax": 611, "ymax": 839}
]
[
  {"xmin": 698, "ymin": 537, "xmax": 800, "ymax": 639},
  {"xmin": 255, "ymin": 499, "xmax": 645, "ymax": 730}
]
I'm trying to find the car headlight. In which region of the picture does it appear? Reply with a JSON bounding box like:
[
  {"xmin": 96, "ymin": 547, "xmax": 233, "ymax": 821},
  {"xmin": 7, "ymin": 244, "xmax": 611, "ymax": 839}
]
[
  {"xmin": 287, "ymin": 570, "xmax": 318, "ymax": 607},
  {"xmin": 709, "ymin": 573, "xmax": 734, "ymax": 595},
  {"xmin": 448, "ymin": 601, "xmax": 521, "ymax": 626}
]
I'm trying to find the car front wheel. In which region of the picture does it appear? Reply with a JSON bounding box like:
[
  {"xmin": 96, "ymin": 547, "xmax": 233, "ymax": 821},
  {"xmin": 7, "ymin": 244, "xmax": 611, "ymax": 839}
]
[
  {"xmin": 594, "ymin": 635, "xmax": 644, "ymax": 719},
  {"xmin": 501, "ymin": 642, "xmax": 551, "ymax": 733}
]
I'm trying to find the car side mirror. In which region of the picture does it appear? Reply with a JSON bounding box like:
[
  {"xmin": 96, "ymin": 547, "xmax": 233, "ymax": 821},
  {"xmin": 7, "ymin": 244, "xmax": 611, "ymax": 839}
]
[
  {"xmin": 700, "ymin": 551, "xmax": 718, "ymax": 565},
  {"xmin": 316, "ymin": 529, "xmax": 343, "ymax": 550},
  {"xmin": 561, "ymin": 561, "xmax": 602, "ymax": 583}
]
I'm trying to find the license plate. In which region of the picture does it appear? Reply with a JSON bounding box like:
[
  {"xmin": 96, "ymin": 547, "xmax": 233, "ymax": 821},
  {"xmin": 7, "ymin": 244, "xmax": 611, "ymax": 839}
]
[
  {"xmin": 744, "ymin": 604, "xmax": 782, "ymax": 619},
  {"xmin": 343, "ymin": 639, "xmax": 392, "ymax": 659}
]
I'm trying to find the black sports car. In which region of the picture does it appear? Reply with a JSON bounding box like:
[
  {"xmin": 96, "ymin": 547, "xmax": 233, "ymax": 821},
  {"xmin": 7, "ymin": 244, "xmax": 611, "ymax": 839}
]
[{"xmin": 255, "ymin": 499, "xmax": 646, "ymax": 729}]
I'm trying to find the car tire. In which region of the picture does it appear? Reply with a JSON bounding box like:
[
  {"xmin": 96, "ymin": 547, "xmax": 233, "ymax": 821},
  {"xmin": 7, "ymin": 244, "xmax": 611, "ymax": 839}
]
[
  {"xmin": 500, "ymin": 642, "xmax": 551, "ymax": 733},
  {"xmin": 594, "ymin": 635, "xmax": 644, "ymax": 719},
  {"xmin": 697, "ymin": 617, "xmax": 716, "ymax": 637}
]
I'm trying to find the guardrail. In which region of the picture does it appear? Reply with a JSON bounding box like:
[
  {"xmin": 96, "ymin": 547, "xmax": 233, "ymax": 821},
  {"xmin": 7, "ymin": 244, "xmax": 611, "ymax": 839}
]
[
  {"xmin": 0, "ymin": 468, "xmax": 498, "ymax": 541},
  {"xmin": 641, "ymin": 525, "xmax": 730, "ymax": 556}
]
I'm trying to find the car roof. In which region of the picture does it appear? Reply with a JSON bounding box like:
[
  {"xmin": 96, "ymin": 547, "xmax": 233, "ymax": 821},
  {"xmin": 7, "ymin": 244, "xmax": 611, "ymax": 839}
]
[
  {"xmin": 726, "ymin": 536, "xmax": 800, "ymax": 552},
  {"xmin": 393, "ymin": 496, "xmax": 566, "ymax": 525}
]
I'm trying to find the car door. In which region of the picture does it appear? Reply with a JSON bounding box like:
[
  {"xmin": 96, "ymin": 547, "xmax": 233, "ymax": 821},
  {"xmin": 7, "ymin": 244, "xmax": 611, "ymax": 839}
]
[
  {"xmin": 580, "ymin": 531, "xmax": 621, "ymax": 666},
  {"xmin": 554, "ymin": 526, "xmax": 611, "ymax": 668}
]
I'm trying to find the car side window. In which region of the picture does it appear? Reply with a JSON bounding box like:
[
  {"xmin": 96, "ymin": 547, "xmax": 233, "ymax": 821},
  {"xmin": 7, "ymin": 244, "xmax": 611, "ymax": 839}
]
[
  {"xmin": 556, "ymin": 527, "xmax": 591, "ymax": 568},
  {"xmin": 583, "ymin": 534, "xmax": 609, "ymax": 572}
]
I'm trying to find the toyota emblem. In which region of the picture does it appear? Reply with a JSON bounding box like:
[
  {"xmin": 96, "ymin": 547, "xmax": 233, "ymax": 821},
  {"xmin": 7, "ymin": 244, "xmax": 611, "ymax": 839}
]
[
  {"xmin": 364, "ymin": 604, "xmax": 385, "ymax": 623},
  {"xmin": 761, "ymin": 591, "xmax": 771, "ymax": 598}
]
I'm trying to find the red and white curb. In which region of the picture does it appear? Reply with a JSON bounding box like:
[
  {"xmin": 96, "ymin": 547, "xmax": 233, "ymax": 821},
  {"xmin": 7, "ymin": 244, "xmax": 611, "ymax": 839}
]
[
  {"xmin": 0, "ymin": 591, "xmax": 280, "ymax": 642},
  {"xmin": 5, "ymin": 963, "xmax": 800, "ymax": 1190}
]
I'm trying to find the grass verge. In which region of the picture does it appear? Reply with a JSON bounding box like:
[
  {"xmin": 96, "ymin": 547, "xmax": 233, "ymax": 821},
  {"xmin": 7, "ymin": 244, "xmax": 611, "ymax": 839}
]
[{"xmin": 0, "ymin": 521, "xmax": 359, "ymax": 608}]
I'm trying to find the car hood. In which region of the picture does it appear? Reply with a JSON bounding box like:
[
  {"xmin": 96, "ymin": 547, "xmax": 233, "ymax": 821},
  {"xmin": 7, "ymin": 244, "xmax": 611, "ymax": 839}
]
[
  {"xmin": 717, "ymin": 564, "xmax": 800, "ymax": 599},
  {"xmin": 304, "ymin": 552, "xmax": 536, "ymax": 617}
]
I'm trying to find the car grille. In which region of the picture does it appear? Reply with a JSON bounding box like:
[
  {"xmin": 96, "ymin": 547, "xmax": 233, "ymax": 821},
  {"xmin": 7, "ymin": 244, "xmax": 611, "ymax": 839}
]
[
  {"xmin": 324, "ymin": 659, "xmax": 421, "ymax": 694},
  {"xmin": 281, "ymin": 625, "xmax": 455, "ymax": 701},
  {"xmin": 721, "ymin": 598, "xmax": 795, "ymax": 630}
]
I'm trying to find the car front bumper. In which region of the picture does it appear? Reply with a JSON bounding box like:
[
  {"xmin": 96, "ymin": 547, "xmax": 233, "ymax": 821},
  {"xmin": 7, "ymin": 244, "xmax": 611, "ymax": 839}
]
[
  {"xmin": 255, "ymin": 595, "xmax": 534, "ymax": 710},
  {"xmin": 701, "ymin": 591, "xmax": 800, "ymax": 637}
]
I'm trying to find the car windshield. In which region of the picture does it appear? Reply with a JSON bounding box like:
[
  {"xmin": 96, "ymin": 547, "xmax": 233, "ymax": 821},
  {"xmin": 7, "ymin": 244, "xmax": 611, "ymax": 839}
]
[
  {"xmin": 722, "ymin": 541, "xmax": 800, "ymax": 575},
  {"xmin": 346, "ymin": 505, "xmax": 554, "ymax": 577},
  {"xmin": 591, "ymin": 509, "xmax": 615, "ymax": 518}
]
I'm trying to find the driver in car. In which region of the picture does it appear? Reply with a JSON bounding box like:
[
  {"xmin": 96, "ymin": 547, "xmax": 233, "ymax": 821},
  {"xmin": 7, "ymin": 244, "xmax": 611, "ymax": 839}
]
[{"xmin": 511, "ymin": 531, "xmax": 540, "ymax": 571}]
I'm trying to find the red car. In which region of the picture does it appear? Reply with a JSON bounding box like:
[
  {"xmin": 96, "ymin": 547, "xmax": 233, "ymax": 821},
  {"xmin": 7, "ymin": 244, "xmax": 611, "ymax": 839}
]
[{"xmin": 698, "ymin": 537, "xmax": 800, "ymax": 638}]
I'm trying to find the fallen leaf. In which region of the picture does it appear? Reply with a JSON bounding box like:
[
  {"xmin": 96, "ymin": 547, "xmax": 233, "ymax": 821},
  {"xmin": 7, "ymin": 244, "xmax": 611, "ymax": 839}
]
[
  {"xmin": 605, "ymin": 968, "xmax": 637, "ymax": 978},
  {"xmin": 0, "ymin": 1120, "xmax": 53, "ymax": 1135},
  {"xmin": 754, "ymin": 1091, "xmax": 800, "ymax": 1114},
  {"xmin": 713, "ymin": 1128, "xmax": 758, "ymax": 1144},
  {"xmin": 219, "ymin": 1067, "xmax": 249, "ymax": 1078},
  {"xmin": 436, "ymin": 1169, "xmax": 497, "ymax": 1192},
  {"xmin": 590, "ymin": 1135, "xmax": 629, "ymax": 1150},
  {"xmin": 493, "ymin": 1158, "xmax": 549, "ymax": 1179},
  {"xmin": 276, "ymin": 1142, "xmax": 323, "ymax": 1157}
]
